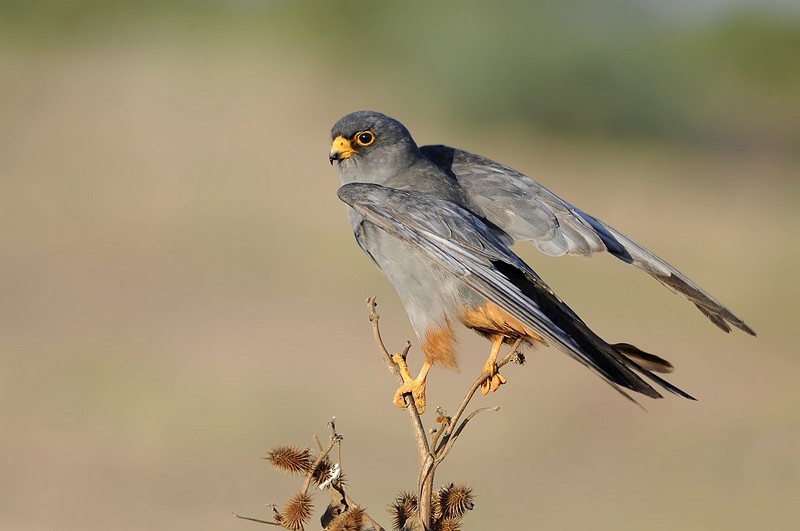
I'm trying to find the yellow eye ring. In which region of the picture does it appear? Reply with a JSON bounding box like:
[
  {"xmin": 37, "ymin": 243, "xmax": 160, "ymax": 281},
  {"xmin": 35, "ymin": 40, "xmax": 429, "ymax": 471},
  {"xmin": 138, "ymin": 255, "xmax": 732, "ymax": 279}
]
[{"xmin": 354, "ymin": 130, "xmax": 375, "ymax": 147}]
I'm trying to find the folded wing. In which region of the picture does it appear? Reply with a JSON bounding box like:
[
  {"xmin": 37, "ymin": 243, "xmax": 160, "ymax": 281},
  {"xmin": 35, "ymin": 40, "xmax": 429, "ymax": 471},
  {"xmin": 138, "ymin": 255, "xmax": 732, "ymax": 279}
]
[{"xmin": 338, "ymin": 182, "xmax": 694, "ymax": 401}]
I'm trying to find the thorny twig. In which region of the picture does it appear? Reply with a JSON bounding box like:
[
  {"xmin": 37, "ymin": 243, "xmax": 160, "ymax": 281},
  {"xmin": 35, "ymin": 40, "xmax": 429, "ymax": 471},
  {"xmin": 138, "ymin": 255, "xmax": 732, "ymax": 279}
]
[
  {"xmin": 243, "ymin": 418, "xmax": 386, "ymax": 531},
  {"xmin": 234, "ymin": 503, "xmax": 287, "ymax": 528},
  {"xmin": 367, "ymin": 297, "xmax": 432, "ymax": 459},
  {"xmin": 314, "ymin": 420, "xmax": 386, "ymax": 531},
  {"xmin": 233, "ymin": 513, "xmax": 282, "ymax": 526},
  {"xmin": 366, "ymin": 297, "xmax": 524, "ymax": 530},
  {"xmin": 428, "ymin": 408, "xmax": 450, "ymax": 456},
  {"xmin": 435, "ymin": 339, "xmax": 524, "ymax": 460},
  {"xmin": 248, "ymin": 298, "xmax": 520, "ymax": 531},
  {"xmin": 345, "ymin": 492, "xmax": 385, "ymax": 531}
]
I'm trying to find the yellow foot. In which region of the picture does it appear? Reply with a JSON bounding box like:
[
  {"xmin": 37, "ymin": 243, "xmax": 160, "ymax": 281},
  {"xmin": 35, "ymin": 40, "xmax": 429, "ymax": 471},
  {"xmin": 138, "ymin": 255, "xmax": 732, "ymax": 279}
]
[
  {"xmin": 480, "ymin": 360, "xmax": 507, "ymax": 396},
  {"xmin": 391, "ymin": 353, "xmax": 430, "ymax": 414}
]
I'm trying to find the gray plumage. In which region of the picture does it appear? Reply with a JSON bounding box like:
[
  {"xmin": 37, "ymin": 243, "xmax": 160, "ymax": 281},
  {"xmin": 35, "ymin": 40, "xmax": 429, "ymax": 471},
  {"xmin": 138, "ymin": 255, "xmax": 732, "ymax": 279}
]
[
  {"xmin": 420, "ymin": 145, "xmax": 755, "ymax": 335},
  {"xmin": 330, "ymin": 110, "xmax": 754, "ymax": 402}
]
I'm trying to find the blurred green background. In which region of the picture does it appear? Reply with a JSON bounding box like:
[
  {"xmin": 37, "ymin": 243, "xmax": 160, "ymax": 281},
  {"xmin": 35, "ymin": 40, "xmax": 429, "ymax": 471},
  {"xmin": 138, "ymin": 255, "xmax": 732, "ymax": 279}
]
[{"xmin": 1, "ymin": 1, "xmax": 798, "ymax": 530}]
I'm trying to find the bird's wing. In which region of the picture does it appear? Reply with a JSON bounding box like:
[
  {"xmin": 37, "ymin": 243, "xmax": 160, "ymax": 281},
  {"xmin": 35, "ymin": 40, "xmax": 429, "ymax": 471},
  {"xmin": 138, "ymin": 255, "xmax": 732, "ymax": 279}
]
[
  {"xmin": 420, "ymin": 145, "xmax": 755, "ymax": 336},
  {"xmin": 338, "ymin": 182, "xmax": 694, "ymax": 400}
]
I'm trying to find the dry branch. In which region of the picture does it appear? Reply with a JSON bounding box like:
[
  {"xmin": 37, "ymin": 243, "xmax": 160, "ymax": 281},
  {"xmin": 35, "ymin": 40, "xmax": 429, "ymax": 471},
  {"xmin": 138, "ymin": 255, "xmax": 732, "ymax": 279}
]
[{"xmin": 243, "ymin": 296, "xmax": 524, "ymax": 530}]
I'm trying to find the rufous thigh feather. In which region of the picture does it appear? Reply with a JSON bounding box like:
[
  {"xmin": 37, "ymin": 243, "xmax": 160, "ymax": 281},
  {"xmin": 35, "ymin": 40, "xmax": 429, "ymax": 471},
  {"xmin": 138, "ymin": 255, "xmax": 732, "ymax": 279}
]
[{"xmin": 421, "ymin": 317, "xmax": 459, "ymax": 370}]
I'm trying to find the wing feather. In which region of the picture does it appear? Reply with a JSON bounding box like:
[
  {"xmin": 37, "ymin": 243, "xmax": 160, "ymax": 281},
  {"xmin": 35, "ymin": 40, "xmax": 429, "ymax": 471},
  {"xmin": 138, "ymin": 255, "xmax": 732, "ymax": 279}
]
[
  {"xmin": 338, "ymin": 182, "xmax": 694, "ymax": 400},
  {"xmin": 421, "ymin": 145, "xmax": 755, "ymax": 336}
]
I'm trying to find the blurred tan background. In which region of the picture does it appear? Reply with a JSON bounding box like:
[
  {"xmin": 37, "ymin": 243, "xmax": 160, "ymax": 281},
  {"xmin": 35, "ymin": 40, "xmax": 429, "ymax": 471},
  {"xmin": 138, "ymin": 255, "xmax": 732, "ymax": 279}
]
[{"xmin": 1, "ymin": 2, "xmax": 798, "ymax": 530}]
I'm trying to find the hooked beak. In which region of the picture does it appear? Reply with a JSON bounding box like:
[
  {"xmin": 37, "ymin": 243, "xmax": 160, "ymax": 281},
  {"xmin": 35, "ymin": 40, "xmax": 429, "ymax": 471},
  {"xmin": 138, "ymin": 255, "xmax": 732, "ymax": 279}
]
[{"xmin": 329, "ymin": 135, "xmax": 356, "ymax": 165}]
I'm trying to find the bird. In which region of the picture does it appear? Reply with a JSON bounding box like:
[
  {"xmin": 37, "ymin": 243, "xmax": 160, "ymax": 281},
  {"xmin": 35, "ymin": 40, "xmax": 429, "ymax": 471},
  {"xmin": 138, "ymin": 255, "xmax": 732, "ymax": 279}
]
[{"xmin": 329, "ymin": 110, "xmax": 755, "ymax": 413}]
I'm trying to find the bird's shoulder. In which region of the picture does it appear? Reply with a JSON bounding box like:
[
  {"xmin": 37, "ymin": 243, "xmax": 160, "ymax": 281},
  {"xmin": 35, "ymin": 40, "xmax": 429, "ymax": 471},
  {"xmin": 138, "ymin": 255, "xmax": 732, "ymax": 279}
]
[{"xmin": 420, "ymin": 144, "xmax": 606, "ymax": 256}]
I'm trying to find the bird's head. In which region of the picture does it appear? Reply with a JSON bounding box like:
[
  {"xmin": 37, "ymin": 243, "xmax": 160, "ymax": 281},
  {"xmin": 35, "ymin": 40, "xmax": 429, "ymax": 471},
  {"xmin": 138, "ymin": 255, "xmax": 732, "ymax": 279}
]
[{"xmin": 329, "ymin": 111, "xmax": 420, "ymax": 184}]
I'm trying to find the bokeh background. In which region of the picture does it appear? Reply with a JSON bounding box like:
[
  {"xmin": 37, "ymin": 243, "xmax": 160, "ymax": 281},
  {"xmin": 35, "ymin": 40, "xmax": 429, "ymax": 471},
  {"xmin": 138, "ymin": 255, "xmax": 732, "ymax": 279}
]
[{"xmin": 2, "ymin": 1, "xmax": 798, "ymax": 530}]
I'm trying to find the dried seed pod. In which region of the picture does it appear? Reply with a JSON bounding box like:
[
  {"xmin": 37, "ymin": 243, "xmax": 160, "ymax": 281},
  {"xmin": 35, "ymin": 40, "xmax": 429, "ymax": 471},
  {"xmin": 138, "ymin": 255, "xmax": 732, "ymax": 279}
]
[
  {"xmin": 281, "ymin": 492, "xmax": 313, "ymax": 531},
  {"xmin": 317, "ymin": 462, "xmax": 347, "ymax": 490},
  {"xmin": 265, "ymin": 446, "xmax": 311, "ymax": 476},
  {"xmin": 310, "ymin": 455, "xmax": 335, "ymax": 484},
  {"xmin": 437, "ymin": 483, "xmax": 474, "ymax": 519},
  {"xmin": 389, "ymin": 491, "xmax": 417, "ymax": 530},
  {"xmin": 327, "ymin": 506, "xmax": 365, "ymax": 531},
  {"xmin": 434, "ymin": 517, "xmax": 462, "ymax": 531}
]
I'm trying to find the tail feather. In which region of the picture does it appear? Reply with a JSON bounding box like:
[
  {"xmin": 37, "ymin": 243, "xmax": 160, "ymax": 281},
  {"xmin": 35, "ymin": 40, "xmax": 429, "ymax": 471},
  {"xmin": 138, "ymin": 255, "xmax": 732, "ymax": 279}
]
[
  {"xmin": 495, "ymin": 261, "xmax": 693, "ymax": 400},
  {"xmin": 613, "ymin": 343, "xmax": 674, "ymax": 374},
  {"xmin": 613, "ymin": 343, "xmax": 696, "ymax": 400},
  {"xmin": 628, "ymin": 361, "xmax": 697, "ymax": 401}
]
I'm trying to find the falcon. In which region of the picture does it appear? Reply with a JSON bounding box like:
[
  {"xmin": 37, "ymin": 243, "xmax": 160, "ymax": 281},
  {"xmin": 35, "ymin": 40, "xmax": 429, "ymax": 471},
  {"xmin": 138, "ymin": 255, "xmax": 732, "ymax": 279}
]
[{"xmin": 329, "ymin": 111, "xmax": 754, "ymax": 413}]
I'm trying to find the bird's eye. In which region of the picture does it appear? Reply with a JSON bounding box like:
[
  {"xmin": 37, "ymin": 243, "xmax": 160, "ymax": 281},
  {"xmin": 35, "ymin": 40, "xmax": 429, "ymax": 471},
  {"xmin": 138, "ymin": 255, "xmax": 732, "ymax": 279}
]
[{"xmin": 355, "ymin": 131, "xmax": 375, "ymax": 146}]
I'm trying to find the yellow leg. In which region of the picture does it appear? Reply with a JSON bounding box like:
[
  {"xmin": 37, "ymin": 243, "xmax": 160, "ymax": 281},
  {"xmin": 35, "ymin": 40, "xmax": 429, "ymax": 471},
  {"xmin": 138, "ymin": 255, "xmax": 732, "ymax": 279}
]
[
  {"xmin": 480, "ymin": 336, "xmax": 507, "ymax": 395},
  {"xmin": 391, "ymin": 353, "xmax": 432, "ymax": 414}
]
